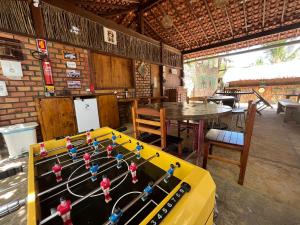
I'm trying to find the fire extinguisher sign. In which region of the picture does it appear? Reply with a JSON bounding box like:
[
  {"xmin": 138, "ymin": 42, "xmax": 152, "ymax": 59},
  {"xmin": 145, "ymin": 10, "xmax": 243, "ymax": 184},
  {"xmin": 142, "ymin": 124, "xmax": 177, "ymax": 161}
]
[{"xmin": 36, "ymin": 39, "xmax": 48, "ymax": 55}]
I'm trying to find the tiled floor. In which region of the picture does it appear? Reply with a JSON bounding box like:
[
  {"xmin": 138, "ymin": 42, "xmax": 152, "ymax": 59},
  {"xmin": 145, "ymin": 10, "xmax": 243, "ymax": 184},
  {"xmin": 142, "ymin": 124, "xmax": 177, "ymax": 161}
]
[{"xmin": 0, "ymin": 108, "xmax": 300, "ymax": 225}]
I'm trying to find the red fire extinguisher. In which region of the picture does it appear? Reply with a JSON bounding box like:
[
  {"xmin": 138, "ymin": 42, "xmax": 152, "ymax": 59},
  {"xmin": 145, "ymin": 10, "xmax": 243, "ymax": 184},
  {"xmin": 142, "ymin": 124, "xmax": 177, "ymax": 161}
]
[{"xmin": 42, "ymin": 60, "xmax": 54, "ymax": 85}]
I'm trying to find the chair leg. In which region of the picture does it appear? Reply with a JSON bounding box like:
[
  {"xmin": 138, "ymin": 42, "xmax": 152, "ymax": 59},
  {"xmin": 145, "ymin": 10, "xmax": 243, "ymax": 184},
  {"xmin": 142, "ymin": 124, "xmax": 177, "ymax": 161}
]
[
  {"xmin": 203, "ymin": 142, "xmax": 209, "ymax": 169},
  {"xmin": 238, "ymin": 153, "xmax": 248, "ymax": 185},
  {"xmin": 177, "ymin": 143, "xmax": 183, "ymax": 158},
  {"xmin": 177, "ymin": 121, "xmax": 181, "ymax": 138},
  {"xmin": 186, "ymin": 120, "xmax": 190, "ymax": 136},
  {"xmin": 209, "ymin": 143, "xmax": 213, "ymax": 155}
]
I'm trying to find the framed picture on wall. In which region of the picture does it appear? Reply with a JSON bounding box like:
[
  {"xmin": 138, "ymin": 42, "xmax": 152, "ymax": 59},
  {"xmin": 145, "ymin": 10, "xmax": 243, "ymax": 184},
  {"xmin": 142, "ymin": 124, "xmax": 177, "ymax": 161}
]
[
  {"xmin": 67, "ymin": 80, "xmax": 81, "ymax": 89},
  {"xmin": 103, "ymin": 27, "xmax": 117, "ymax": 45}
]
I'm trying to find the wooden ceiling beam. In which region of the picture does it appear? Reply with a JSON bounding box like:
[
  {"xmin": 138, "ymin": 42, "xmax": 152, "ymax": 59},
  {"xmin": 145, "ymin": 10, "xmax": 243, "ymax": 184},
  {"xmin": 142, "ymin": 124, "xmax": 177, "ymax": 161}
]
[
  {"xmin": 167, "ymin": 0, "xmax": 199, "ymax": 46},
  {"xmin": 242, "ymin": 0, "xmax": 248, "ymax": 33},
  {"xmin": 144, "ymin": 18, "xmax": 164, "ymax": 41},
  {"xmin": 281, "ymin": 0, "xmax": 287, "ymax": 23},
  {"xmin": 100, "ymin": 7, "xmax": 137, "ymax": 16},
  {"xmin": 182, "ymin": 22, "xmax": 300, "ymax": 54},
  {"xmin": 139, "ymin": 0, "xmax": 164, "ymax": 12},
  {"xmin": 224, "ymin": 6, "xmax": 234, "ymax": 37},
  {"xmin": 203, "ymin": 0, "xmax": 221, "ymax": 39},
  {"xmin": 158, "ymin": 4, "xmax": 190, "ymax": 48},
  {"xmin": 262, "ymin": 0, "xmax": 266, "ymax": 29},
  {"xmin": 185, "ymin": 0, "xmax": 209, "ymax": 43}
]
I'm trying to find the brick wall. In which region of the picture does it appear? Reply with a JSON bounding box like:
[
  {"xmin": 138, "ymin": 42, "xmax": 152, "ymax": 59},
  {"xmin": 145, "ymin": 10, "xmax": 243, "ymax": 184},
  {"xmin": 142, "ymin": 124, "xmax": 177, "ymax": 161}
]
[
  {"xmin": 0, "ymin": 31, "xmax": 92, "ymax": 127},
  {"xmin": 135, "ymin": 60, "xmax": 151, "ymax": 97}
]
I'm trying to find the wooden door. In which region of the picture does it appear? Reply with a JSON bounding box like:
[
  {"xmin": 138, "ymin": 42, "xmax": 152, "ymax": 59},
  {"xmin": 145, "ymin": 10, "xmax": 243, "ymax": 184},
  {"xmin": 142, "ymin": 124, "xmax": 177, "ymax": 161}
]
[
  {"xmin": 92, "ymin": 53, "xmax": 112, "ymax": 89},
  {"xmin": 97, "ymin": 95, "xmax": 120, "ymax": 128},
  {"xmin": 111, "ymin": 56, "xmax": 133, "ymax": 88},
  {"xmin": 151, "ymin": 64, "xmax": 161, "ymax": 97},
  {"xmin": 36, "ymin": 97, "xmax": 77, "ymax": 140}
]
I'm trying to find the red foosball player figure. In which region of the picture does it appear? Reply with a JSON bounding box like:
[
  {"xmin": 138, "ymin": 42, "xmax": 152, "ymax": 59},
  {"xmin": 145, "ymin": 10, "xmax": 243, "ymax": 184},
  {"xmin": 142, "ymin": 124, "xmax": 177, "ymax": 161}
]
[
  {"xmin": 57, "ymin": 197, "xmax": 73, "ymax": 225},
  {"xmin": 129, "ymin": 161, "xmax": 138, "ymax": 184},
  {"xmin": 100, "ymin": 175, "xmax": 112, "ymax": 203},
  {"xmin": 52, "ymin": 163, "xmax": 62, "ymax": 183},
  {"xmin": 65, "ymin": 137, "xmax": 73, "ymax": 151},
  {"xmin": 83, "ymin": 152, "xmax": 91, "ymax": 169},
  {"xmin": 86, "ymin": 131, "xmax": 92, "ymax": 145},
  {"xmin": 39, "ymin": 142, "xmax": 48, "ymax": 157},
  {"xmin": 106, "ymin": 145, "xmax": 113, "ymax": 158}
]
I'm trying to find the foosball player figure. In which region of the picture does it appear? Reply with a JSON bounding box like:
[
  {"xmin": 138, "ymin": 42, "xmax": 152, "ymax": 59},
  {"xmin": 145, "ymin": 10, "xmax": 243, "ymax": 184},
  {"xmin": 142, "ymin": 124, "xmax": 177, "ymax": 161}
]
[
  {"xmin": 83, "ymin": 152, "xmax": 91, "ymax": 169},
  {"xmin": 164, "ymin": 164, "xmax": 175, "ymax": 183},
  {"xmin": 135, "ymin": 143, "xmax": 142, "ymax": 160},
  {"xmin": 86, "ymin": 131, "xmax": 92, "ymax": 145},
  {"xmin": 57, "ymin": 197, "xmax": 72, "ymax": 225},
  {"xmin": 93, "ymin": 139, "xmax": 100, "ymax": 152},
  {"xmin": 109, "ymin": 207, "xmax": 123, "ymax": 225},
  {"xmin": 52, "ymin": 163, "xmax": 62, "ymax": 183},
  {"xmin": 100, "ymin": 174, "xmax": 112, "ymax": 203},
  {"xmin": 106, "ymin": 145, "xmax": 113, "ymax": 158},
  {"xmin": 39, "ymin": 142, "xmax": 48, "ymax": 157},
  {"xmin": 129, "ymin": 161, "xmax": 138, "ymax": 184},
  {"xmin": 111, "ymin": 133, "xmax": 117, "ymax": 146},
  {"xmin": 141, "ymin": 182, "xmax": 153, "ymax": 201},
  {"xmin": 70, "ymin": 147, "xmax": 77, "ymax": 161},
  {"xmin": 90, "ymin": 163, "xmax": 100, "ymax": 182},
  {"xmin": 115, "ymin": 153, "xmax": 124, "ymax": 169},
  {"xmin": 65, "ymin": 137, "xmax": 73, "ymax": 151}
]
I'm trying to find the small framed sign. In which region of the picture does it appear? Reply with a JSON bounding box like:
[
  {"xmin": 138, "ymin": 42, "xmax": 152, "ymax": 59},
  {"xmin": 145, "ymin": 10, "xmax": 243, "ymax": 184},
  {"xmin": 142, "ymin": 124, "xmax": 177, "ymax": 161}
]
[
  {"xmin": 36, "ymin": 39, "xmax": 48, "ymax": 55},
  {"xmin": 66, "ymin": 61, "xmax": 76, "ymax": 69},
  {"xmin": 66, "ymin": 69, "xmax": 80, "ymax": 78},
  {"xmin": 67, "ymin": 80, "xmax": 81, "ymax": 89},
  {"xmin": 103, "ymin": 27, "xmax": 117, "ymax": 45},
  {"xmin": 63, "ymin": 51, "xmax": 78, "ymax": 60}
]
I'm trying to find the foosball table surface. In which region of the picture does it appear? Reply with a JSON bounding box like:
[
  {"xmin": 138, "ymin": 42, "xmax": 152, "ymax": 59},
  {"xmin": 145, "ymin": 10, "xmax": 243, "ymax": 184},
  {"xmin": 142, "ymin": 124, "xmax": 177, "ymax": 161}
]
[{"xmin": 28, "ymin": 127, "xmax": 215, "ymax": 225}]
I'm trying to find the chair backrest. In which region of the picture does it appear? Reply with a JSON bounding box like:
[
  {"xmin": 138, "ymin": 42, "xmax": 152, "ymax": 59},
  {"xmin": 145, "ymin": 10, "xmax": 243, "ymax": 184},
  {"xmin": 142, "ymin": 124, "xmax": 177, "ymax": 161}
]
[
  {"xmin": 244, "ymin": 102, "xmax": 256, "ymax": 150},
  {"xmin": 131, "ymin": 100, "xmax": 166, "ymax": 148},
  {"xmin": 187, "ymin": 96, "xmax": 207, "ymax": 104}
]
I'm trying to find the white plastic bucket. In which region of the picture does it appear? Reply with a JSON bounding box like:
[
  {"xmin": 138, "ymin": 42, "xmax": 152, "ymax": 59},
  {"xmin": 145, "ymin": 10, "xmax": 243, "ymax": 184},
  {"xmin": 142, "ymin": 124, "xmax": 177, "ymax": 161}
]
[{"xmin": 0, "ymin": 122, "xmax": 38, "ymax": 158}]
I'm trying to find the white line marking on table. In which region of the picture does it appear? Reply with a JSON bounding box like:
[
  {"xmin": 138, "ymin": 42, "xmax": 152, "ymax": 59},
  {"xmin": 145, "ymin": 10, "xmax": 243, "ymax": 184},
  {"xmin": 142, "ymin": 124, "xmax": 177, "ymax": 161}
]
[
  {"xmin": 124, "ymin": 200, "xmax": 157, "ymax": 225},
  {"xmin": 156, "ymin": 185, "xmax": 169, "ymax": 194},
  {"xmin": 112, "ymin": 191, "xmax": 142, "ymax": 214}
]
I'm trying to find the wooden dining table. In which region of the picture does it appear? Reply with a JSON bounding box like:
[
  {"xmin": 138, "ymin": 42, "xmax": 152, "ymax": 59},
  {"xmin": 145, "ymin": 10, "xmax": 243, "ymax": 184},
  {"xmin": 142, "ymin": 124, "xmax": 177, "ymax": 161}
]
[{"xmin": 149, "ymin": 102, "xmax": 232, "ymax": 161}]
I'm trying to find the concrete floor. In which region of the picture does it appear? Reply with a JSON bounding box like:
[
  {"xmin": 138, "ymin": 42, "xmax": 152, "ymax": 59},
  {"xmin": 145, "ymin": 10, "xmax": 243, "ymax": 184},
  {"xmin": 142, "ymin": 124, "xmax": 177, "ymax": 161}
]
[{"xmin": 0, "ymin": 108, "xmax": 300, "ymax": 225}]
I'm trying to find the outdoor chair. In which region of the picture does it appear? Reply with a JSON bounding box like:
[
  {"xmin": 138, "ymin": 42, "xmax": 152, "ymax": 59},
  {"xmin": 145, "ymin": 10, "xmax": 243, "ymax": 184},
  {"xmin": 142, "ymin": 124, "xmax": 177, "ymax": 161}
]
[{"xmin": 203, "ymin": 101, "xmax": 257, "ymax": 185}]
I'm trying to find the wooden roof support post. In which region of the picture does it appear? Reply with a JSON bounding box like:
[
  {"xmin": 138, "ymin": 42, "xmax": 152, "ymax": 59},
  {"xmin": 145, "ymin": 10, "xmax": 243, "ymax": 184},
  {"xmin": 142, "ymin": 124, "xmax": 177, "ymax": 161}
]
[
  {"xmin": 242, "ymin": 0, "xmax": 248, "ymax": 33},
  {"xmin": 262, "ymin": 0, "xmax": 266, "ymax": 29},
  {"xmin": 28, "ymin": 0, "xmax": 46, "ymax": 38},
  {"xmin": 137, "ymin": 10, "xmax": 145, "ymax": 34},
  {"xmin": 281, "ymin": 0, "xmax": 287, "ymax": 24},
  {"xmin": 159, "ymin": 42, "xmax": 164, "ymax": 96}
]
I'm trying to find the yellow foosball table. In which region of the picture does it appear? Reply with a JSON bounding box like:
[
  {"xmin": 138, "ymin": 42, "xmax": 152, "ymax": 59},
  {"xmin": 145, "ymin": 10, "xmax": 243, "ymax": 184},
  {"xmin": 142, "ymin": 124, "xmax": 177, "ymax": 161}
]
[{"xmin": 27, "ymin": 127, "xmax": 216, "ymax": 225}]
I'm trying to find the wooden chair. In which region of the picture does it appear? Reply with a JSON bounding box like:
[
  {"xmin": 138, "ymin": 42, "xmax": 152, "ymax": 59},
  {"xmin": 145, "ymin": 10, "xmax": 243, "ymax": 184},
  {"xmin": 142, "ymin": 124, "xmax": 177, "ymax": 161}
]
[
  {"xmin": 131, "ymin": 100, "xmax": 183, "ymax": 156},
  {"xmin": 203, "ymin": 101, "xmax": 257, "ymax": 185}
]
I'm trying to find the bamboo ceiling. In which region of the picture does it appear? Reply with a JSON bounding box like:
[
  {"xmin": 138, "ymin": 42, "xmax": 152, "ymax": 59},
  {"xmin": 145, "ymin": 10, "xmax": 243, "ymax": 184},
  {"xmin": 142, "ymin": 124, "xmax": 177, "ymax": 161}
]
[{"xmin": 72, "ymin": 0, "xmax": 300, "ymax": 56}]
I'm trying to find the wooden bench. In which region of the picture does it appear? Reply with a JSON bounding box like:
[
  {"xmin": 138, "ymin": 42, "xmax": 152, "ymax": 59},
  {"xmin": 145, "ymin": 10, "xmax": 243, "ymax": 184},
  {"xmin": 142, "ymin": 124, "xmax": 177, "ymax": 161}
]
[{"xmin": 277, "ymin": 100, "xmax": 300, "ymax": 123}]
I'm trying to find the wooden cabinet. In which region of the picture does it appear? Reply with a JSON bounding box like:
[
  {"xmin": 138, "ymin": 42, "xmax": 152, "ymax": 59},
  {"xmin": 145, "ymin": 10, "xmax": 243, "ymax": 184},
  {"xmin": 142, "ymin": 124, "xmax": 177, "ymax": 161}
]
[
  {"xmin": 92, "ymin": 53, "xmax": 133, "ymax": 89},
  {"xmin": 35, "ymin": 97, "xmax": 77, "ymax": 141},
  {"xmin": 97, "ymin": 95, "xmax": 120, "ymax": 129}
]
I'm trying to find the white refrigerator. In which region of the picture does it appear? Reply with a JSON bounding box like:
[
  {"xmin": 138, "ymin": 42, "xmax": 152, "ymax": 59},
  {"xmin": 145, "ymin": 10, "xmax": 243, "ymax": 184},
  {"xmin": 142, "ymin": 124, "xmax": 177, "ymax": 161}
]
[{"xmin": 74, "ymin": 98, "xmax": 100, "ymax": 133}]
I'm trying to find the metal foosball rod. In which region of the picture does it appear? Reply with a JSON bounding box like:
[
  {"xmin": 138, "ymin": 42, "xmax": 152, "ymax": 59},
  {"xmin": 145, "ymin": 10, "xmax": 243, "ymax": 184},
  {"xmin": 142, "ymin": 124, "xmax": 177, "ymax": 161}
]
[
  {"xmin": 37, "ymin": 140, "xmax": 131, "ymax": 178},
  {"xmin": 41, "ymin": 153, "xmax": 138, "ymax": 203},
  {"xmin": 39, "ymin": 153, "xmax": 159, "ymax": 225},
  {"xmin": 102, "ymin": 161, "xmax": 180, "ymax": 225},
  {"xmin": 35, "ymin": 139, "xmax": 110, "ymax": 166},
  {"xmin": 38, "ymin": 150, "xmax": 135, "ymax": 198},
  {"xmin": 34, "ymin": 127, "xmax": 127, "ymax": 158}
]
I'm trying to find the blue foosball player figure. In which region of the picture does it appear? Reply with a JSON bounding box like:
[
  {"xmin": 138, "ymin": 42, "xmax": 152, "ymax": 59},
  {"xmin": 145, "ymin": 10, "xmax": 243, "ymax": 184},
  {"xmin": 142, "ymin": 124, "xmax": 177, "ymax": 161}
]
[
  {"xmin": 111, "ymin": 133, "xmax": 117, "ymax": 146},
  {"xmin": 70, "ymin": 147, "xmax": 77, "ymax": 161},
  {"xmin": 109, "ymin": 207, "xmax": 123, "ymax": 224},
  {"xmin": 93, "ymin": 139, "xmax": 100, "ymax": 152},
  {"xmin": 141, "ymin": 182, "xmax": 153, "ymax": 202},
  {"xmin": 164, "ymin": 164, "xmax": 175, "ymax": 183},
  {"xmin": 115, "ymin": 153, "xmax": 124, "ymax": 169},
  {"xmin": 135, "ymin": 144, "xmax": 142, "ymax": 160},
  {"xmin": 90, "ymin": 163, "xmax": 100, "ymax": 182}
]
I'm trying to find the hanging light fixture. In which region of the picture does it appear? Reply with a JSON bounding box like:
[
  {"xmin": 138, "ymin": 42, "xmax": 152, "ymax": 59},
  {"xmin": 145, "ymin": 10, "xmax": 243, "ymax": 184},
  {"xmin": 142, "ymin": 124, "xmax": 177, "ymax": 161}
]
[{"xmin": 162, "ymin": 14, "xmax": 173, "ymax": 28}]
